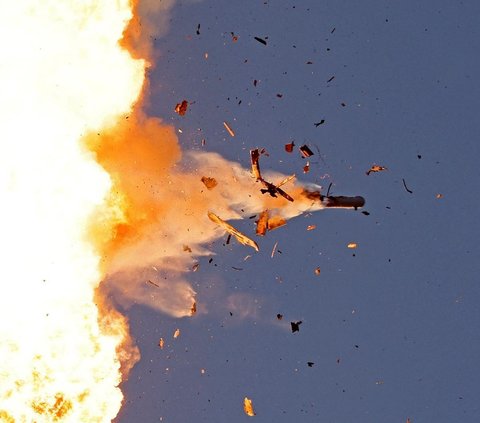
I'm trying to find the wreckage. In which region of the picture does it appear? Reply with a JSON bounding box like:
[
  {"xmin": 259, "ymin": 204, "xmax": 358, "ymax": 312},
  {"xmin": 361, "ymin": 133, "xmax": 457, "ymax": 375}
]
[
  {"xmin": 251, "ymin": 148, "xmax": 365, "ymax": 209},
  {"xmin": 250, "ymin": 149, "xmax": 295, "ymax": 202}
]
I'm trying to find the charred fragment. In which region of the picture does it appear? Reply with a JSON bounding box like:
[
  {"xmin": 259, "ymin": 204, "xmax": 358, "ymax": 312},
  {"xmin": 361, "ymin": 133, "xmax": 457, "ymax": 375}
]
[
  {"xmin": 302, "ymin": 189, "xmax": 365, "ymax": 209},
  {"xmin": 284, "ymin": 141, "xmax": 295, "ymax": 152},
  {"xmin": 299, "ymin": 144, "xmax": 314, "ymax": 158},
  {"xmin": 174, "ymin": 100, "xmax": 188, "ymax": 116},
  {"xmin": 250, "ymin": 149, "xmax": 294, "ymax": 202},
  {"xmin": 201, "ymin": 176, "xmax": 218, "ymax": 190},
  {"xmin": 291, "ymin": 321, "xmax": 302, "ymax": 333}
]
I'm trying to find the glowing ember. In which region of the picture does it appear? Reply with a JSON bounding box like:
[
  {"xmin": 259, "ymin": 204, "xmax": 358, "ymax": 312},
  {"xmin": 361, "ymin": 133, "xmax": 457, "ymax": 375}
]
[{"xmin": 0, "ymin": 1, "xmax": 144, "ymax": 421}]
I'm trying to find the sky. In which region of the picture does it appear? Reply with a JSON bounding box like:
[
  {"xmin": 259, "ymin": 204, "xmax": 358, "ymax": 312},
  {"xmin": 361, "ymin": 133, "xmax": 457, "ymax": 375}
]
[{"xmin": 114, "ymin": 1, "xmax": 480, "ymax": 422}]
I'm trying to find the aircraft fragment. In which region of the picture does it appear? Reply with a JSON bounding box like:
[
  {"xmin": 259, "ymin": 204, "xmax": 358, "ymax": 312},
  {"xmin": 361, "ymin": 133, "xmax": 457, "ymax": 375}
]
[{"xmin": 208, "ymin": 211, "xmax": 259, "ymax": 251}]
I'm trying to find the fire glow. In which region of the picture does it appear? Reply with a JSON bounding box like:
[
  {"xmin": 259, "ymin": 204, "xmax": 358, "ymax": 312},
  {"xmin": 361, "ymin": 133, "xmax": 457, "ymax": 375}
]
[{"xmin": 0, "ymin": 1, "xmax": 363, "ymax": 421}]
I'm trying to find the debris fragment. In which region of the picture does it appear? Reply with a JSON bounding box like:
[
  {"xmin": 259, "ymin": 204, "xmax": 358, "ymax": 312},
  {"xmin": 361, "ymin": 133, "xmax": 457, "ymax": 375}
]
[
  {"xmin": 267, "ymin": 215, "xmax": 286, "ymax": 231},
  {"xmin": 402, "ymin": 178, "xmax": 413, "ymax": 194},
  {"xmin": 271, "ymin": 241, "xmax": 278, "ymax": 258},
  {"xmin": 183, "ymin": 245, "xmax": 192, "ymax": 253},
  {"xmin": 173, "ymin": 329, "xmax": 180, "ymax": 339},
  {"xmin": 158, "ymin": 338, "xmax": 164, "ymax": 349},
  {"xmin": 307, "ymin": 362, "xmax": 315, "ymax": 367},
  {"xmin": 307, "ymin": 225, "xmax": 316, "ymax": 231},
  {"xmin": 174, "ymin": 100, "xmax": 188, "ymax": 116},
  {"xmin": 255, "ymin": 210, "xmax": 269, "ymax": 236},
  {"xmin": 208, "ymin": 211, "xmax": 259, "ymax": 251},
  {"xmin": 276, "ymin": 313, "xmax": 283, "ymax": 320},
  {"xmin": 314, "ymin": 267, "xmax": 321, "ymax": 275},
  {"xmin": 347, "ymin": 243, "xmax": 357, "ymax": 249},
  {"xmin": 223, "ymin": 121, "xmax": 235, "ymax": 137},
  {"xmin": 250, "ymin": 148, "xmax": 262, "ymax": 179},
  {"xmin": 196, "ymin": 24, "xmax": 200, "ymax": 35},
  {"xmin": 327, "ymin": 75, "xmax": 335, "ymax": 83},
  {"xmin": 284, "ymin": 141, "xmax": 295, "ymax": 152},
  {"xmin": 243, "ymin": 397, "xmax": 256, "ymax": 416},
  {"xmin": 192, "ymin": 263, "xmax": 200, "ymax": 272},
  {"xmin": 361, "ymin": 211, "xmax": 370, "ymax": 216},
  {"xmin": 436, "ymin": 193, "xmax": 443, "ymax": 199},
  {"xmin": 190, "ymin": 302, "xmax": 197, "ymax": 316},
  {"xmin": 366, "ymin": 165, "xmax": 387, "ymax": 175},
  {"xmin": 276, "ymin": 93, "xmax": 283, "ymax": 98},
  {"xmin": 291, "ymin": 321, "xmax": 302, "ymax": 333},
  {"xmin": 299, "ymin": 144, "xmax": 314, "ymax": 158},
  {"xmin": 254, "ymin": 36, "xmax": 267, "ymax": 45},
  {"xmin": 250, "ymin": 149, "xmax": 294, "ymax": 202},
  {"xmin": 314, "ymin": 120, "xmax": 325, "ymax": 127},
  {"xmin": 230, "ymin": 32, "xmax": 238, "ymax": 42},
  {"xmin": 147, "ymin": 279, "xmax": 160, "ymax": 288},
  {"xmin": 201, "ymin": 176, "xmax": 218, "ymax": 190},
  {"xmin": 303, "ymin": 162, "xmax": 310, "ymax": 173}
]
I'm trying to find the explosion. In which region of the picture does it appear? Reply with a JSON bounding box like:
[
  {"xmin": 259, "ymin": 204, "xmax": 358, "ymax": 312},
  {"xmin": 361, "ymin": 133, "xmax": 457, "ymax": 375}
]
[
  {"xmin": 0, "ymin": 1, "xmax": 363, "ymax": 421},
  {"xmin": 0, "ymin": 1, "xmax": 143, "ymax": 421}
]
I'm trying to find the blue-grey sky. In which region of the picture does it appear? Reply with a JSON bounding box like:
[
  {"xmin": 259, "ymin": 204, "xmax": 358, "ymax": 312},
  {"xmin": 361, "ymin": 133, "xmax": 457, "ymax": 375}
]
[{"xmin": 115, "ymin": 1, "xmax": 480, "ymax": 422}]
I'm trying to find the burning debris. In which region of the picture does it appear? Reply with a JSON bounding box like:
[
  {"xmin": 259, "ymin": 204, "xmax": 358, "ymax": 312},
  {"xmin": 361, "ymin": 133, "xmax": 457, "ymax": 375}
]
[
  {"xmin": 366, "ymin": 164, "xmax": 387, "ymax": 175},
  {"xmin": 208, "ymin": 211, "xmax": 259, "ymax": 251},
  {"xmin": 255, "ymin": 210, "xmax": 287, "ymax": 236},
  {"xmin": 243, "ymin": 397, "xmax": 256, "ymax": 416},
  {"xmin": 174, "ymin": 100, "xmax": 189, "ymax": 116},
  {"xmin": 284, "ymin": 141, "xmax": 295, "ymax": 152},
  {"xmin": 201, "ymin": 176, "xmax": 218, "ymax": 190},
  {"xmin": 223, "ymin": 121, "xmax": 235, "ymax": 137}
]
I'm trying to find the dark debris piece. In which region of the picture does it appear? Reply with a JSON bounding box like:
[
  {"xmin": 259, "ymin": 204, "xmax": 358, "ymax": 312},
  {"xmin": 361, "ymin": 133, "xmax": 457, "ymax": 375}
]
[
  {"xmin": 291, "ymin": 321, "xmax": 302, "ymax": 333},
  {"xmin": 402, "ymin": 178, "xmax": 413, "ymax": 194},
  {"xmin": 361, "ymin": 211, "xmax": 370, "ymax": 216},
  {"xmin": 284, "ymin": 141, "xmax": 295, "ymax": 153},
  {"xmin": 276, "ymin": 313, "xmax": 283, "ymax": 320},
  {"xmin": 327, "ymin": 76, "xmax": 335, "ymax": 83},
  {"xmin": 196, "ymin": 24, "xmax": 200, "ymax": 35},
  {"xmin": 299, "ymin": 144, "xmax": 314, "ymax": 158},
  {"xmin": 174, "ymin": 100, "xmax": 188, "ymax": 116},
  {"xmin": 307, "ymin": 362, "xmax": 315, "ymax": 367},
  {"xmin": 314, "ymin": 120, "xmax": 325, "ymax": 127},
  {"xmin": 254, "ymin": 36, "xmax": 267, "ymax": 45}
]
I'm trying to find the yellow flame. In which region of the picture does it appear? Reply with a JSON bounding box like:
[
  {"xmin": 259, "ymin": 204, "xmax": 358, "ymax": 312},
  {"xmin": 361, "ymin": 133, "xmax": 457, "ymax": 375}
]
[{"xmin": 0, "ymin": 1, "xmax": 144, "ymax": 421}]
